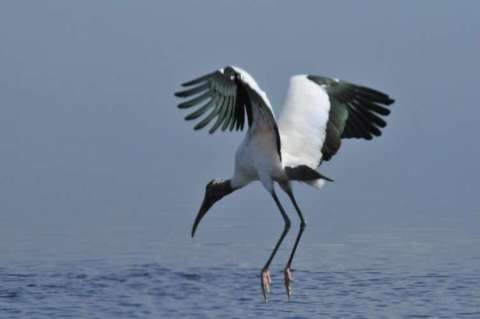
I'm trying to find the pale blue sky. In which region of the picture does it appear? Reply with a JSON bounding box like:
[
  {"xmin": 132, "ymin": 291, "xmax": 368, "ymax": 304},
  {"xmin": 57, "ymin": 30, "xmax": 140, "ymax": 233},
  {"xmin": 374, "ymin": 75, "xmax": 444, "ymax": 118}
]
[{"xmin": 0, "ymin": 1, "xmax": 479, "ymax": 262}]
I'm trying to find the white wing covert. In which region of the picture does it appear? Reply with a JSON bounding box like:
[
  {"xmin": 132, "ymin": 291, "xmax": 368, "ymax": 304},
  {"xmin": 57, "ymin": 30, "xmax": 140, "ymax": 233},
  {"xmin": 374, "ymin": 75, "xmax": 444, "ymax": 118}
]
[
  {"xmin": 279, "ymin": 74, "xmax": 394, "ymax": 171},
  {"xmin": 278, "ymin": 75, "xmax": 331, "ymax": 168}
]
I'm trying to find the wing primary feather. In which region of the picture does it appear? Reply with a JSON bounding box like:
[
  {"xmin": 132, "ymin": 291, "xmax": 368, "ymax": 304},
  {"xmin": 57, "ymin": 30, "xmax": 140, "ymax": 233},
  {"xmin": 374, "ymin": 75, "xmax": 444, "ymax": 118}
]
[
  {"xmin": 365, "ymin": 110, "xmax": 387, "ymax": 128},
  {"xmin": 369, "ymin": 124, "xmax": 382, "ymax": 137},
  {"xmin": 357, "ymin": 86, "xmax": 394, "ymax": 105},
  {"xmin": 351, "ymin": 104, "xmax": 383, "ymax": 136},
  {"xmin": 174, "ymin": 83, "xmax": 209, "ymax": 98},
  {"xmin": 181, "ymin": 72, "xmax": 215, "ymax": 87},
  {"xmin": 348, "ymin": 103, "xmax": 378, "ymax": 134},
  {"xmin": 235, "ymin": 104, "xmax": 244, "ymax": 131},
  {"xmin": 194, "ymin": 96, "xmax": 225, "ymax": 131},
  {"xmin": 193, "ymin": 107, "xmax": 219, "ymax": 130},
  {"xmin": 352, "ymin": 100, "xmax": 387, "ymax": 128},
  {"xmin": 221, "ymin": 95, "xmax": 235, "ymax": 131},
  {"xmin": 356, "ymin": 97, "xmax": 391, "ymax": 116},
  {"xmin": 176, "ymin": 67, "xmax": 274, "ymax": 136},
  {"xmin": 209, "ymin": 96, "xmax": 231, "ymax": 134},
  {"xmin": 184, "ymin": 98, "xmax": 214, "ymax": 121},
  {"xmin": 234, "ymin": 83, "xmax": 250, "ymax": 131},
  {"xmin": 345, "ymin": 107, "xmax": 371, "ymax": 139},
  {"xmin": 178, "ymin": 91, "xmax": 212, "ymax": 109},
  {"xmin": 229, "ymin": 99, "xmax": 237, "ymax": 131}
]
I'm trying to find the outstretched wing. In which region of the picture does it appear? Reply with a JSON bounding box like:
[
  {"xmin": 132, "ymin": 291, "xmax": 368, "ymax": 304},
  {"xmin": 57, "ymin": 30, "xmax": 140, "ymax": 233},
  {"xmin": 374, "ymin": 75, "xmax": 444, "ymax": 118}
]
[
  {"xmin": 278, "ymin": 75, "xmax": 394, "ymax": 169},
  {"xmin": 174, "ymin": 66, "xmax": 277, "ymax": 135}
]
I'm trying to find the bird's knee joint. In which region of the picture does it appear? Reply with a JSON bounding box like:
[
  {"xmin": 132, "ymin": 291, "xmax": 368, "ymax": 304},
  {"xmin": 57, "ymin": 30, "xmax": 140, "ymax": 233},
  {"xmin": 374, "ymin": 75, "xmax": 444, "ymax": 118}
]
[
  {"xmin": 300, "ymin": 222, "xmax": 306, "ymax": 230},
  {"xmin": 284, "ymin": 220, "xmax": 291, "ymax": 230}
]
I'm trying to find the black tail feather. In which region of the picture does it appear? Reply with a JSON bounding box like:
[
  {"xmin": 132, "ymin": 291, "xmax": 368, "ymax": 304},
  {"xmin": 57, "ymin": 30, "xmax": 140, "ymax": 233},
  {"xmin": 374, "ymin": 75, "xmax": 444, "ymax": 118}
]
[{"xmin": 285, "ymin": 165, "xmax": 334, "ymax": 182}]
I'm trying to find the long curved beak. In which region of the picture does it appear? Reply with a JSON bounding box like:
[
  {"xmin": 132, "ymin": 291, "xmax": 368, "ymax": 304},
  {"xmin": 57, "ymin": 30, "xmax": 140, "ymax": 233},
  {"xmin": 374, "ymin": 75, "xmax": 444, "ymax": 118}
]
[{"xmin": 191, "ymin": 194, "xmax": 216, "ymax": 237}]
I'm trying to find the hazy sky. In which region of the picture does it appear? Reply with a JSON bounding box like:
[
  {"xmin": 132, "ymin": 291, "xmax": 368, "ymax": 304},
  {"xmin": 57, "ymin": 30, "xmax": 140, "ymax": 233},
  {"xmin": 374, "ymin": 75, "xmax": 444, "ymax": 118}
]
[{"xmin": 1, "ymin": 1, "xmax": 479, "ymax": 261}]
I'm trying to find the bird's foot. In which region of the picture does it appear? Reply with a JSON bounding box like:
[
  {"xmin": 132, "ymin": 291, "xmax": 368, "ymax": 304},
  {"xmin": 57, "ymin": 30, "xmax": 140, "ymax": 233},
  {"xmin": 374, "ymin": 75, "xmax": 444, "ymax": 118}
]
[
  {"xmin": 261, "ymin": 268, "xmax": 272, "ymax": 302},
  {"xmin": 284, "ymin": 267, "xmax": 293, "ymax": 299}
]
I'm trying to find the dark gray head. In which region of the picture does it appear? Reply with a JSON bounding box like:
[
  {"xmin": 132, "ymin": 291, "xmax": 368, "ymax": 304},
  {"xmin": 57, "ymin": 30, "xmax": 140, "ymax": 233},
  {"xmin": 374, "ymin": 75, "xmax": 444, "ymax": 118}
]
[{"xmin": 191, "ymin": 179, "xmax": 234, "ymax": 237}]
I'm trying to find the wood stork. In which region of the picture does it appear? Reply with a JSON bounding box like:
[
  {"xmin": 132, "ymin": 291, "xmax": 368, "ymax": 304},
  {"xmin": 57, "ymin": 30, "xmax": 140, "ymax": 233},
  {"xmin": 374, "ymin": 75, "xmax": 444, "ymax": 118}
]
[{"xmin": 174, "ymin": 66, "xmax": 394, "ymax": 301}]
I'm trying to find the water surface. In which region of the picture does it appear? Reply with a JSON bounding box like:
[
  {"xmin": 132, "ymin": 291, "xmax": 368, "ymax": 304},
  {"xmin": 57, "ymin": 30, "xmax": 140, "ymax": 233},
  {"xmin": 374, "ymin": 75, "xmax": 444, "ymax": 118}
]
[{"xmin": 1, "ymin": 209, "xmax": 479, "ymax": 318}]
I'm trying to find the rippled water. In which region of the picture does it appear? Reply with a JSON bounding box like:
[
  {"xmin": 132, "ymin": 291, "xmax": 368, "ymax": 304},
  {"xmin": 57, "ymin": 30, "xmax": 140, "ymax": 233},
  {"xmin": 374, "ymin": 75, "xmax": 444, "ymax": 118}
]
[
  {"xmin": 1, "ymin": 210, "xmax": 479, "ymax": 319},
  {"xmin": 2, "ymin": 262, "xmax": 480, "ymax": 318}
]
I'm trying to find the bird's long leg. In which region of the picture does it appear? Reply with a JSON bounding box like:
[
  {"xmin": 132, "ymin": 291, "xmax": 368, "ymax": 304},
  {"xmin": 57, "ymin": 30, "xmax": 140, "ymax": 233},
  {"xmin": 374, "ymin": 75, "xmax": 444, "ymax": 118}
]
[
  {"xmin": 283, "ymin": 190, "xmax": 306, "ymax": 299},
  {"xmin": 261, "ymin": 190, "xmax": 291, "ymax": 302}
]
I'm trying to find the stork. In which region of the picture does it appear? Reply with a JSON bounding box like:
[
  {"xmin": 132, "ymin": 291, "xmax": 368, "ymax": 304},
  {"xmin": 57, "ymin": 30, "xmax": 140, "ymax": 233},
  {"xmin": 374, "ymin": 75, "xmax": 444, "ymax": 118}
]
[{"xmin": 174, "ymin": 66, "xmax": 395, "ymax": 301}]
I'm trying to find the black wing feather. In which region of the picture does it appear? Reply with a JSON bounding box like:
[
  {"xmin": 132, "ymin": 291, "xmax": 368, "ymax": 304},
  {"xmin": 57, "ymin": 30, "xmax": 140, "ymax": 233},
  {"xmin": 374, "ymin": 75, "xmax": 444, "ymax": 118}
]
[
  {"xmin": 175, "ymin": 68, "xmax": 252, "ymax": 133},
  {"xmin": 175, "ymin": 66, "xmax": 281, "ymax": 159},
  {"xmin": 209, "ymin": 95, "xmax": 231, "ymax": 134},
  {"xmin": 181, "ymin": 72, "xmax": 215, "ymax": 87},
  {"xmin": 194, "ymin": 96, "xmax": 225, "ymax": 130},
  {"xmin": 174, "ymin": 83, "xmax": 209, "ymax": 97},
  {"xmin": 177, "ymin": 69, "xmax": 276, "ymax": 133},
  {"xmin": 177, "ymin": 91, "xmax": 212, "ymax": 109},
  {"xmin": 307, "ymin": 75, "xmax": 395, "ymax": 162},
  {"xmin": 184, "ymin": 99, "xmax": 214, "ymax": 120},
  {"xmin": 221, "ymin": 96, "xmax": 235, "ymax": 131}
]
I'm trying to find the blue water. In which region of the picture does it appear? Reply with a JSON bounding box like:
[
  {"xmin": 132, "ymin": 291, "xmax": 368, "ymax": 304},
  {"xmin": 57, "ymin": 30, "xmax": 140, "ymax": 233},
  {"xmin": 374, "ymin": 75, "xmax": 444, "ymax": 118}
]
[
  {"xmin": 2, "ymin": 261, "xmax": 480, "ymax": 318},
  {"xmin": 1, "ymin": 205, "xmax": 479, "ymax": 318}
]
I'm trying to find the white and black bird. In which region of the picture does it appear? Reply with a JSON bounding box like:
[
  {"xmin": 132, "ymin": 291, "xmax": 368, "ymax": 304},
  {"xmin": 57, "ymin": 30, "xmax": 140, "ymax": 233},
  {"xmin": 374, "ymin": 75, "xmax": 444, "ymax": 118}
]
[{"xmin": 174, "ymin": 66, "xmax": 394, "ymax": 301}]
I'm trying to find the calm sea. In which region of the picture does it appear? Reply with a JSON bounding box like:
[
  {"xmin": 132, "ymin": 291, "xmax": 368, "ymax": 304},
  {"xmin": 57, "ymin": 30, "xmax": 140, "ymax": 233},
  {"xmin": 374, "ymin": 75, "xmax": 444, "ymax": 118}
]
[{"xmin": 1, "ymin": 201, "xmax": 479, "ymax": 318}]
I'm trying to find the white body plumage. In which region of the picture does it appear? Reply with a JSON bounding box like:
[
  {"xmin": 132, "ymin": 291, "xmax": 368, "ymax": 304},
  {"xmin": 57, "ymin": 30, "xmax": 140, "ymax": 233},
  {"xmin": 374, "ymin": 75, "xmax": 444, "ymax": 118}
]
[{"xmin": 230, "ymin": 70, "xmax": 332, "ymax": 191}]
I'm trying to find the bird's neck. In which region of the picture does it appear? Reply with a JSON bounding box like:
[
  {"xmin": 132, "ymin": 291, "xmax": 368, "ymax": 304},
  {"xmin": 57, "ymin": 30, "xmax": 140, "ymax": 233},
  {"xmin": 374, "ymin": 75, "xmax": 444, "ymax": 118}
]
[
  {"xmin": 223, "ymin": 179, "xmax": 236, "ymax": 195},
  {"xmin": 228, "ymin": 177, "xmax": 248, "ymax": 192}
]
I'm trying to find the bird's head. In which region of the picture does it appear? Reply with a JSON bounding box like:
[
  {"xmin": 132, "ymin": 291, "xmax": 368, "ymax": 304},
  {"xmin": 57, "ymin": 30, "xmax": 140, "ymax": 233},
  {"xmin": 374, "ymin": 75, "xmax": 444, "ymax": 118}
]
[{"xmin": 191, "ymin": 179, "xmax": 233, "ymax": 237}]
